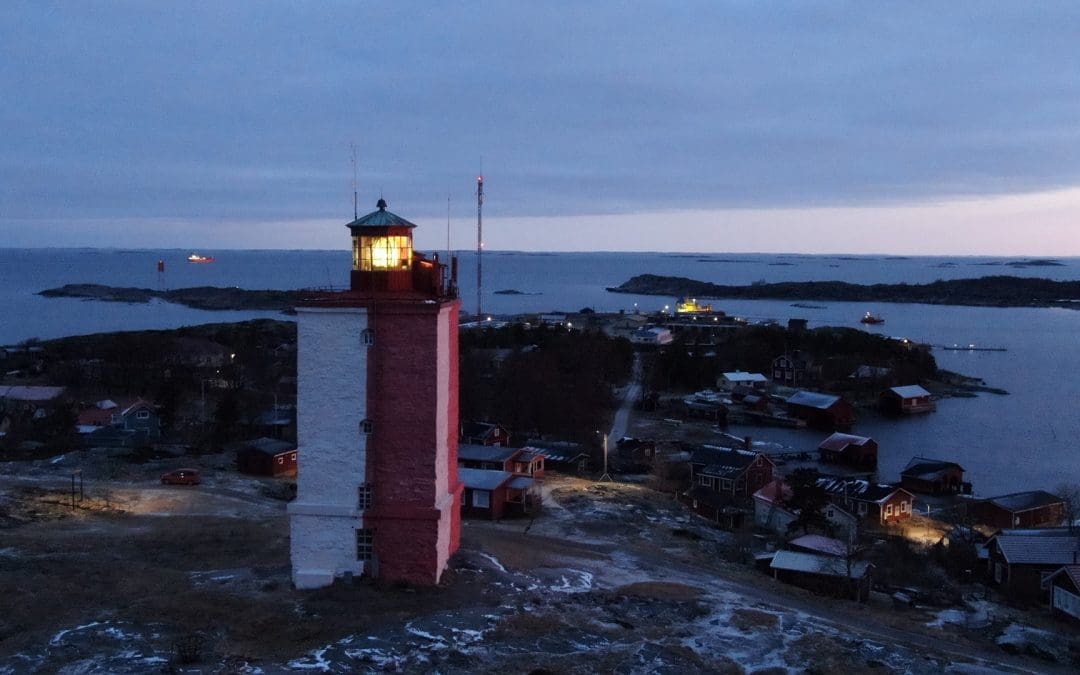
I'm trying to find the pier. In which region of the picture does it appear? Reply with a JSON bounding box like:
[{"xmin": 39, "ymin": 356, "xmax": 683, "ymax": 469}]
[{"xmin": 935, "ymin": 344, "xmax": 1007, "ymax": 352}]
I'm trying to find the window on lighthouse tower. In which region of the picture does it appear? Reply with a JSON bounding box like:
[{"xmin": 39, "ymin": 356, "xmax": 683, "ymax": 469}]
[{"xmin": 353, "ymin": 235, "xmax": 412, "ymax": 271}]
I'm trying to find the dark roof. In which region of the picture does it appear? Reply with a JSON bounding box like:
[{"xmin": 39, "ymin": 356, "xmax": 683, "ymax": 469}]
[
  {"xmin": 346, "ymin": 199, "xmax": 417, "ymax": 229},
  {"xmin": 901, "ymin": 456, "xmax": 964, "ymax": 479},
  {"xmin": 992, "ymin": 535, "xmax": 1080, "ymax": 565},
  {"xmin": 236, "ymin": 437, "xmax": 295, "ymax": 457},
  {"xmin": 1045, "ymin": 565, "xmax": 1080, "ymax": 589},
  {"xmin": 458, "ymin": 443, "xmax": 519, "ymax": 463},
  {"xmin": 818, "ymin": 432, "xmax": 873, "ymax": 452},
  {"xmin": 787, "ymin": 391, "xmax": 841, "ymax": 409},
  {"xmin": 461, "ymin": 421, "xmax": 504, "ymax": 441},
  {"xmin": 982, "ymin": 490, "xmax": 1063, "ymax": 513},
  {"xmin": 691, "ymin": 444, "xmax": 767, "ymax": 479},
  {"xmin": 506, "ymin": 476, "xmax": 536, "ymax": 490},
  {"xmin": 817, "ymin": 477, "xmax": 909, "ymax": 504},
  {"xmin": 459, "ymin": 468, "xmax": 513, "ymax": 491}
]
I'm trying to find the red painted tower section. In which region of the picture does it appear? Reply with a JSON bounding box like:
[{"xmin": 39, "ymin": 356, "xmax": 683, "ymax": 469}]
[{"xmin": 299, "ymin": 199, "xmax": 462, "ymax": 585}]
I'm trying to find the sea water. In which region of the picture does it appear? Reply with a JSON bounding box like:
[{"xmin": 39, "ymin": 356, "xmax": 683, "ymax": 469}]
[{"xmin": 2, "ymin": 247, "xmax": 1079, "ymax": 496}]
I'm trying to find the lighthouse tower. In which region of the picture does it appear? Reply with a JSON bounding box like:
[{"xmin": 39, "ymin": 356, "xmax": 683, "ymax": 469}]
[{"xmin": 288, "ymin": 198, "xmax": 462, "ymax": 588}]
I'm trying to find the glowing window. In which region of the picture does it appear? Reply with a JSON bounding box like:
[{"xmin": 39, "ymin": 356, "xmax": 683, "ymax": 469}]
[{"xmin": 354, "ymin": 235, "xmax": 412, "ymax": 271}]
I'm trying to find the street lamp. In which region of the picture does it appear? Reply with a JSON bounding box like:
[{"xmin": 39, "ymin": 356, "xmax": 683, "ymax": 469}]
[{"xmin": 599, "ymin": 433, "xmax": 612, "ymax": 482}]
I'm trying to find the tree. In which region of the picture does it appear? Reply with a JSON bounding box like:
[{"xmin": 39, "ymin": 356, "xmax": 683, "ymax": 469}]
[
  {"xmin": 784, "ymin": 468, "xmax": 832, "ymax": 537},
  {"xmin": 1055, "ymin": 481, "xmax": 1080, "ymax": 532}
]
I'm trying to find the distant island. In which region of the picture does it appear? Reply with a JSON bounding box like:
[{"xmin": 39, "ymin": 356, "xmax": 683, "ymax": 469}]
[
  {"xmin": 493, "ymin": 289, "xmax": 541, "ymax": 295},
  {"xmin": 607, "ymin": 274, "xmax": 1080, "ymax": 309},
  {"xmin": 39, "ymin": 284, "xmax": 301, "ymax": 311}
]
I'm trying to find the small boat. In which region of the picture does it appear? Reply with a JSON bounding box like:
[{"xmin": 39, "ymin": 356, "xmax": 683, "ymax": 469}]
[
  {"xmin": 860, "ymin": 311, "xmax": 885, "ymax": 325},
  {"xmin": 187, "ymin": 253, "xmax": 215, "ymax": 263}
]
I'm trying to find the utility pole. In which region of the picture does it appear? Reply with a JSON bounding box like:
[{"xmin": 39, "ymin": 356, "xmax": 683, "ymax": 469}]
[{"xmin": 599, "ymin": 433, "xmax": 612, "ymax": 482}]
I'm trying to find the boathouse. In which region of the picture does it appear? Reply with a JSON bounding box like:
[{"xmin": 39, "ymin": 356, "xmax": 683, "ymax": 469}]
[
  {"xmin": 817, "ymin": 432, "xmax": 877, "ymax": 469},
  {"xmin": 880, "ymin": 385, "xmax": 936, "ymax": 414},
  {"xmin": 968, "ymin": 491, "xmax": 1066, "ymax": 530},
  {"xmin": 900, "ymin": 457, "xmax": 967, "ymax": 495},
  {"xmin": 786, "ymin": 391, "xmax": 856, "ymax": 430}
]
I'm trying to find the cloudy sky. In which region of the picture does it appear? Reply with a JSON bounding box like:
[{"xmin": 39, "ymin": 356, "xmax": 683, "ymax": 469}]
[{"xmin": 3, "ymin": 2, "xmax": 1080, "ymax": 254}]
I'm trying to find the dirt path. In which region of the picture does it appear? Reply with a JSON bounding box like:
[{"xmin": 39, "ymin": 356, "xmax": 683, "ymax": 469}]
[{"xmin": 607, "ymin": 352, "xmax": 643, "ymax": 441}]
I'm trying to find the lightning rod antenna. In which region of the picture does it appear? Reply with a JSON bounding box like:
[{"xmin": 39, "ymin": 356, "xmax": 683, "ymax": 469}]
[
  {"xmin": 476, "ymin": 171, "xmax": 484, "ymax": 321},
  {"xmin": 350, "ymin": 143, "xmax": 358, "ymax": 220}
]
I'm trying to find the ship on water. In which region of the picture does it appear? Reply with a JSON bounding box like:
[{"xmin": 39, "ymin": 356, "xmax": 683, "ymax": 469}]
[{"xmin": 187, "ymin": 253, "xmax": 215, "ymax": 263}]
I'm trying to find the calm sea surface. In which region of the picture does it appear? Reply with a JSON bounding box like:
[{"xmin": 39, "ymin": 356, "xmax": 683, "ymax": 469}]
[{"xmin": 2, "ymin": 247, "xmax": 1079, "ymax": 496}]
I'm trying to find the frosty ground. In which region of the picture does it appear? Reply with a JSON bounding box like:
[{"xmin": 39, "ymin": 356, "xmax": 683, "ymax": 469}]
[{"xmin": 0, "ymin": 457, "xmax": 1076, "ymax": 674}]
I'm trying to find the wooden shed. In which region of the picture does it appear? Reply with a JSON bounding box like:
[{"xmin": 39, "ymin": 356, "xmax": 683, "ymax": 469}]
[{"xmin": 235, "ymin": 437, "xmax": 297, "ymax": 477}]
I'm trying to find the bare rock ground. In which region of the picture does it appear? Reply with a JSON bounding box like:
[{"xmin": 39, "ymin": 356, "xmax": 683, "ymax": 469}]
[{"xmin": 0, "ymin": 462, "xmax": 1076, "ymax": 673}]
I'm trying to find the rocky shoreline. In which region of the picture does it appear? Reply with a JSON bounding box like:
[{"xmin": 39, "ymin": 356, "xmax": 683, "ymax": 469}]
[
  {"xmin": 39, "ymin": 284, "xmax": 301, "ymax": 312},
  {"xmin": 607, "ymin": 274, "xmax": 1080, "ymax": 309}
]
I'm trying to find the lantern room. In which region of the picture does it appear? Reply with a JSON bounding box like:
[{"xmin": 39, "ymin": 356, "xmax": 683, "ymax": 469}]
[{"xmin": 346, "ymin": 198, "xmax": 455, "ymax": 298}]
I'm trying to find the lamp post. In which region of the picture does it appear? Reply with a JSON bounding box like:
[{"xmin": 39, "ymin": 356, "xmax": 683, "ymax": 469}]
[{"xmin": 599, "ymin": 433, "xmax": 612, "ymax": 482}]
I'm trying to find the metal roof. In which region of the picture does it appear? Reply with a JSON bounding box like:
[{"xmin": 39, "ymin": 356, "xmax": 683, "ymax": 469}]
[
  {"xmin": 0, "ymin": 385, "xmax": 66, "ymax": 401},
  {"xmin": 788, "ymin": 534, "xmax": 850, "ymax": 557},
  {"xmin": 984, "ymin": 490, "xmax": 1063, "ymax": 513},
  {"xmin": 901, "ymin": 456, "xmax": 964, "ymax": 478},
  {"xmin": 507, "ymin": 476, "xmax": 535, "ymax": 490},
  {"xmin": 818, "ymin": 432, "xmax": 873, "ymax": 452},
  {"xmin": 345, "ymin": 199, "xmax": 417, "ymax": 229},
  {"xmin": 458, "ymin": 468, "xmax": 513, "ymax": 491},
  {"xmin": 458, "ymin": 443, "xmax": 519, "ymax": 463},
  {"xmin": 888, "ymin": 385, "xmax": 932, "ymax": 399},
  {"xmin": 723, "ymin": 371, "xmax": 768, "ymax": 382},
  {"xmin": 770, "ymin": 550, "xmax": 870, "ymax": 578},
  {"xmin": 817, "ymin": 477, "xmax": 908, "ymax": 504},
  {"xmin": 1045, "ymin": 565, "xmax": 1080, "ymax": 589},
  {"xmin": 787, "ymin": 391, "xmax": 840, "ymax": 409},
  {"xmin": 692, "ymin": 445, "xmax": 764, "ymax": 478},
  {"xmin": 992, "ymin": 535, "xmax": 1080, "ymax": 566}
]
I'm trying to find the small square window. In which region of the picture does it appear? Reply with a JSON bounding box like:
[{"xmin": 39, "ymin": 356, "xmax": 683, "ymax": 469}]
[
  {"xmin": 358, "ymin": 483, "xmax": 373, "ymax": 510},
  {"xmin": 472, "ymin": 490, "xmax": 491, "ymax": 508},
  {"xmin": 361, "ymin": 328, "xmax": 375, "ymax": 346},
  {"xmin": 885, "ymin": 504, "xmax": 893, "ymax": 516},
  {"xmin": 290, "ymin": 452, "xmax": 297, "ymax": 461},
  {"xmin": 356, "ymin": 528, "xmax": 374, "ymax": 561},
  {"xmin": 277, "ymin": 457, "xmax": 283, "ymax": 464},
  {"xmin": 360, "ymin": 419, "xmax": 373, "ymax": 435},
  {"xmin": 136, "ymin": 410, "xmax": 150, "ymax": 419}
]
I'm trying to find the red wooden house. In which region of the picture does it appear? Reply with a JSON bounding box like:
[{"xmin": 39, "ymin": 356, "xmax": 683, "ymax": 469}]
[
  {"xmin": 880, "ymin": 385, "xmax": 936, "ymax": 414},
  {"xmin": 968, "ymin": 491, "xmax": 1065, "ymax": 530},
  {"xmin": 460, "ymin": 421, "xmax": 511, "ymax": 447},
  {"xmin": 900, "ymin": 457, "xmax": 966, "ymax": 495},
  {"xmin": 816, "ymin": 477, "xmax": 913, "ymax": 526},
  {"xmin": 235, "ymin": 437, "xmax": 298, "ymax": 477},
  {"xmin": 817, "ymin": 432, "xmax": 877, "ymax": 469},
  {"xmin": 1045, "ymin": 565, "xmax": 1080, "ymax": 623},
  {"xmin": 786, "ymin": 391, "xmax": 856, "ymax": 430},
  {"xmin": 684, "ymin": 445, "xmax": 775, "ymax": 528}
]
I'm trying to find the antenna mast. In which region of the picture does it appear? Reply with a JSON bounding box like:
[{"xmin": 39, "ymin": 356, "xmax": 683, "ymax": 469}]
[
  {"xmin": 350, "ymin": 143, "xmax": 358, "ymax": 220},
  {"xmin": 476, "ymin": 173, "xmax": 484, "ymax": 321}
]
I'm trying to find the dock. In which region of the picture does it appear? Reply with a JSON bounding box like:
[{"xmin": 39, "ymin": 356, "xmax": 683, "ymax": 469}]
[{"xmin": 935, "ymin": 344, "xmax": 1007, "ymax": 352}]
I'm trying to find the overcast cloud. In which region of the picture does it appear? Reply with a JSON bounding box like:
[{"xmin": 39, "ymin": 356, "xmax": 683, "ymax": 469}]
[{"xmin": 2, "ymin": 1, "xmax": 1080, "ymax": 252}]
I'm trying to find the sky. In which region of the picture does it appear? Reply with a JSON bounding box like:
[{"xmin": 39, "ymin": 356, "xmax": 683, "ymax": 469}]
[{"xmin": 3, "ymin": 1, "xmax": 1080, "ymax": 254}]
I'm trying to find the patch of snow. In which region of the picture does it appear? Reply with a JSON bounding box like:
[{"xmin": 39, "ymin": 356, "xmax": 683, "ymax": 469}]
[
  {"xmin": 49, "ymin": 621, "xmax": 102, "ymax": 646},
  {"xmin": 287, "ymin": 646, "xmax": 332, "ymax": 671},
  {"xmin": 549, "ymin": 569, "xmax": 594, "ymax": 593},
  {"xmin": 49, "ymin": 454, "xmax": 65, "ymax": 464},
  {"xmin": 478, "ymin": 552, "xmax": 507, "ymax": 573},
  {"xmin": 403, "ymin": 623, "xmax": 446, "ymax": 643}
]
